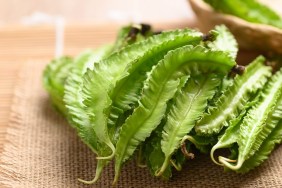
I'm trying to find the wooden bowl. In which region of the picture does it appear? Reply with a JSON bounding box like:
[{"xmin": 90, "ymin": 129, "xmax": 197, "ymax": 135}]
[{"xmin": 188, "ymin": 0, "xmax": 282, "ymax": 55}]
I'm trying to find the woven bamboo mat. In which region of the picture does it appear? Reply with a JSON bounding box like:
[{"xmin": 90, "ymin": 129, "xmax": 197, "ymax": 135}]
[{"xmin": 0, "ymin": 22, "xmax": 281, "ymax": 187}]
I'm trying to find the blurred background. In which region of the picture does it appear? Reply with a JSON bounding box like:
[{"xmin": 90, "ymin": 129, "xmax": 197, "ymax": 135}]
[
  {"xmin": 0, "ymin": 0, "xmax": 194, "ymax": 25},
  {"xmin": 0, "ymin": 0, "xmax": 280, "ymax": 26},
  {"xmin": 0, "ymin": 0, "xmax": 200, "ymax": 61},
  {"xmin": 0, "ymin": 0, "xmax": 281, "ymax": 60}
]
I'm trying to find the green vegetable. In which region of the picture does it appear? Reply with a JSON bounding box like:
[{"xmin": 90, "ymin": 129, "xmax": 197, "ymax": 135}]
[
  {"xmin": 205, "ymin": 25, "xmax": 238, "ymax": 59},
  {"xmin": 158, "ymin": 74, "xmax": 221, "ymax": 175},
  {"xmin": 44, "ymin": 23, "xmax": 152, "ymax": 118},
  {"xmin": 44, "ymin": 24, "xmax": 154, "ymax": 184},
  {"xmin": 219, "ymin": 68, "xmax": 282, "ymax": 170},
  {"xmin": 42, "ymin": 24, "xmax": 282, "ymax": 185},
  {"xmin": 111, "ymin": 23, "xmax": 153, "ymax": 53},
  {"xmin": 195, "ymin": 56, "xmax": 272, "ymax": 135},
  {"xmin": 113, "ymin": 45, "xmax": 236, "ymax": 183},
  {"xmin": 138, "ymin": 26, "xmax": 237, "ymax": 178},
  {"xmin": 145, "ymin": 121, "xmax": 173, "ymax": 180},
  {"xmin": 107, "ymin": 29, "xmax": 204, "ymax": 144},
  {"xmin": 145, "ymin": 75, "xmax": 190, "ymax": 180},
  {"xmin": 237, "ymin": 96, "xmax": 282, "ymax": 173},
  {"xmin": 63, "ymin": 47, "xmax": 112, "ymax": 184},
  {"xmin": 210, "ymin": 107, "xmax": 250, "ymax": 165},
  {"xmin": 182, "ymin": 134, "xmax": 217, "ymax": 154},
  {"xmin": 81, "ymin": 29, "xmax": 204, "ymax": 161},
  {"xmin": 43, "ymin": 56, "xmax": 73, "ymax": 116},
  {"xmin": 204, "ymin": 0, "xmax": 282, "ymax": 29},
  {"xmin": 65, "ymin": 47, "xmax": 112, "ymax": 127}
]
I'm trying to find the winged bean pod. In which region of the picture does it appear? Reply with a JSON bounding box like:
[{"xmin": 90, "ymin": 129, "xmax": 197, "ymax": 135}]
[
  {"xmin": 41, "ymin": 25, "xmax": 282, "ymax": 184},
  {"xmin": 158, "ymin": 74, "xmax": 221, "ymax": 175},
  {"xmin": 63, "ymin": 25, "xmax": 153, "ymax": 183},
  {"xmin": 107, "ymin": 29, "xmax": 205, "ymax": 143},
  {"xmin": 195, "ymin": 56, "xmax": 272, "ymax": 135},
  {"xmin": 113, "ymin": 45, "xmax": 236, "ymax": 183},
  {"xmin": 237, "ymin": 95, "xmax": 282, "ymax": 173},
  {"xmin": 63, "ymin": 47, "xmax": 113, "ymax": 184},
  {"xmin": 219, "ymin": 68, "xmax": 282, "ymax": 170},
  {"xmin": 81, "ymin": 29, "xmax": 204, "ymax": 160},
  {"xmin": 43, "ymin": 56, "xmax": 74, "ymax": 116}
]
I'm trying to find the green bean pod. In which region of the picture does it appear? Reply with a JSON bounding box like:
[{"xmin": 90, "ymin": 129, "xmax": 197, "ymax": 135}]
[
  {"xmin": 81, "ymin": 29, "xmax": 204, "ymax": 161},
  {"xmin": 219, "ymin": 68, "xmax": 282, "ymax": 170},
  {"xmin": 237, "ymin": 95, "xmax": 282, "ymax": 173},
  {"xmin": 43, "ymin": 56, "xmax": 74, "ymax": 116},
  {"xmin": 157, "ymin": 74, "xmax": 221, "ymax": 175},
  {"xmin": 106, "ymin": 29, "xmax": 205, "ymax": 144},
  {"xmin": 195, "ymin": 56, "xmax": 272, "ymax": 135},
  {"xmin": 113, "ymin": 45, "xmax": 236, "ymax": 184}
]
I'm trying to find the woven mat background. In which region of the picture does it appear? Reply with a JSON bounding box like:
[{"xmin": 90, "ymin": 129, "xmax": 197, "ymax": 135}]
[{"xmin": 0, "ymin": 59, "xmax": 282, "ymax": 188}]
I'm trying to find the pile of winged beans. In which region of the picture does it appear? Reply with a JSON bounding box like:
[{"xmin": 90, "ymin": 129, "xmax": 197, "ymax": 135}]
[{"xmin": 43, "ymin": 24, "xmax": 282, "ymax": 184}]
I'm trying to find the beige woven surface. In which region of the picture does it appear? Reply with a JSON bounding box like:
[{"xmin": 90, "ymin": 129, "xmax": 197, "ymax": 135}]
[{"xmin": 0, "ymin": 23, "xmax": 282, "ymax": 187}]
